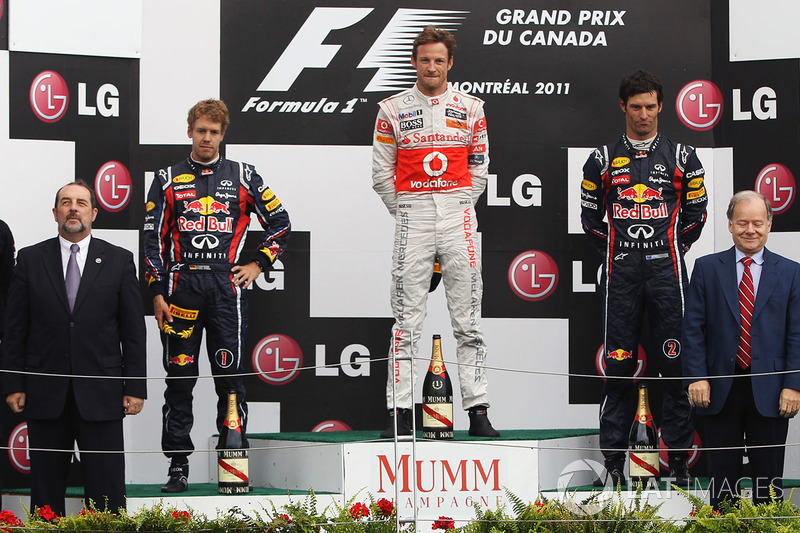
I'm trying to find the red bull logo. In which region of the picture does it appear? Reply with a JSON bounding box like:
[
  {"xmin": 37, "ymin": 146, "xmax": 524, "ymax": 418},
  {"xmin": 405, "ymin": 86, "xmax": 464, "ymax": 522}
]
[
  {"xmin": 617, "ymin": 184, "xmax": 663, "ymax": 203},
  {"xmin": 612, "ymin": 202, "xmax": 668, "ymax": 220},
  {"xmin": 178, "ymin": 216, "xmax": 233, "ymax": 233},
  {"xmin": 183, "ymin": 196, "xmax": 231, "ymax": 215},
  {"xmin": 169, "ymin": 354, "xmax": 195, "ymax": 366},
  {"xmin": 607, "ymin": 349, "xmax": 633, "ymax": 361}
]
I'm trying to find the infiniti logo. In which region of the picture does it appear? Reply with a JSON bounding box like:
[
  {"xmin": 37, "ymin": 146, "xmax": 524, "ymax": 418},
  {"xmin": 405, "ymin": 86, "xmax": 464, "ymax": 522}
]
[
  {"xmin": 627, "ymin": 224, "xmax": 655, "ymax": 239},
  {"xmin": 219, "ymin": 180, "xmax": 233, "ymax": 186},
  {"xmin": 653, "ymin": 164, "xmax": 666, "ymax": 172},
  {"xmin": 191, "ymin": 234, "xmax": 220, "ymax": 249}
]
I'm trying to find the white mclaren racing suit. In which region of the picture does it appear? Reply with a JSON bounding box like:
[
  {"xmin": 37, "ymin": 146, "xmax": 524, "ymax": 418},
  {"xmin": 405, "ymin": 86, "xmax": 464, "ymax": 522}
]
[{"xmin": 372, "ymin": 85, "xmax": 490, "ymax": 411}]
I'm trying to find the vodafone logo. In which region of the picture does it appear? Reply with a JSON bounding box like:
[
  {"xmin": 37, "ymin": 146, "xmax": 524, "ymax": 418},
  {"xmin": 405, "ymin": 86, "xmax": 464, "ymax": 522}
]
[
  {"xmin": 95, "ymin": 161, "xmax": 132, "ymax": 212},
  {"xmin": 423, "ymin": 151, "xmax": 449, "ymax": 177},
  {"xmin": 755, "ymin": 163, "xmax": 795, "ymax": 215},
  {"xmin": 8, "ymin": 423, "xmax": 30, "ymax": 474},
  {"xmin": 507, "ymin": 250, "xmax": 559, "ymax": 301},
  {"xmin": 30, "ymin": 70, "xmax": 69, "ymax": 123},
  {"xmin": 252, "ymin": 334, "xmax": 303, "ymax": 385},
  {"xmin": 312, "ymin": 420, "xmax": 353, "ymax": 432},
  {"xmin": 676, "ymin": 80, "xmax": 723, "ymax": 131},
  {"xmin": 595, "ymin": 344, "xmax": 647, "ymax": 380}
]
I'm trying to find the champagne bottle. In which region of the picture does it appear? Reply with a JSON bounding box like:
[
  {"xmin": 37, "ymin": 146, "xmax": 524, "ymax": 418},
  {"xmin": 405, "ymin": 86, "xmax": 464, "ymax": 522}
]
[
  {"xmin": 422, "ymin": 335, "xmax": 454, "ymax": 439},
  {"xmin": 217, "ymin": 390, "xmax": 250, "ymax": 494},
  {"xmin": 628, "ymin": 383, "xmax": 659, "ymax": 485}
]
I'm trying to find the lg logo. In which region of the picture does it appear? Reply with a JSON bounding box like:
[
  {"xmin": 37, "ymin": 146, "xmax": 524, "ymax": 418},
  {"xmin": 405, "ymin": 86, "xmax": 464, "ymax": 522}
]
[
  {"xmin": 675, "ymin": 80, "xmax": 723, "ymax": 131},
  {"xmin": 8, "ymin": 423, "xmax": 30, "ymax": 474},
  {"xmin": 676, "ymin": 80, "xmax": 777, "ymax": 131},
  {"xmin": 251, "ymin": 334, "xmax": 372, "ymax": 385},
  {"xmin": 315, "ymin": 344, "xmax": 371, "ymax": 377},
  {"xmin": 29, "ymin": 70, "xmax": 120, "ymax": 123},
  {"xmin": 507, "ymin": 250, "xmax": 559, "ymax": 301},
  {"xmin": 94, "ymin": 161, "xmax": 131, "ymax": 212},
  {"xmin": 486, "ymin": 174, "xmax": 542, "ymax": 207},
  {"xmin": 755, "ymin": 163, "xmax": 795, "ymax": 214}
]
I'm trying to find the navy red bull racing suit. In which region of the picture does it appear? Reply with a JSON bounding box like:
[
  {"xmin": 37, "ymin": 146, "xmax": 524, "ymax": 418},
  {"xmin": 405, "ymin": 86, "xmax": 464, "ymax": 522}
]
[
  {"xmin": 581, "ymin": 133, "xmax": 708, "ymax": 471},
  {"xmin": 372, "ymin": 85, "xmax": 490, "ymax": 412},
  {"xmin": 143, "ymin": 156, "xmax": 290, "ymax": 459}
]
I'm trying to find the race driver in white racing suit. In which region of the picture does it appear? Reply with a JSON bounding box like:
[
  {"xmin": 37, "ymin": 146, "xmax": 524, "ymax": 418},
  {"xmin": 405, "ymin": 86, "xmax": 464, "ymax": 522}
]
[{"xmin": 372, "ymin": 25, "xmax": 498, "ymax": 438}]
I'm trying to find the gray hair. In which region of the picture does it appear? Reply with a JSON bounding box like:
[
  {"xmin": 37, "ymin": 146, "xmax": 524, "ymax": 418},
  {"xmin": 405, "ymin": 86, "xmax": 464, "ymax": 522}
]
[{"xmin": 726, "ymin": 190, "xmax": 772, "ymax": 222}]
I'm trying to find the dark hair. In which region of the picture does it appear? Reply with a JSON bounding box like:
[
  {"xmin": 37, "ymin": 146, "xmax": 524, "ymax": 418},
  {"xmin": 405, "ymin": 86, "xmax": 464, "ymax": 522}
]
[
  {"xmin": 187, "ymin": 99, "xmax": 230, "ymax": 133},
  {"xmin": 727, "ymin": 190, "xmax": 773, "ymax": 222},
  {"xmin": 412, "ymin": 25, "xmax": 457, "ymax": 59},
  {"xmin": 54, "ymin": 179, "xmax": 97, "ymax": 210},
  {"xmin": 619, "ymin": 70, "xmax": 664, "ymax": 105}
]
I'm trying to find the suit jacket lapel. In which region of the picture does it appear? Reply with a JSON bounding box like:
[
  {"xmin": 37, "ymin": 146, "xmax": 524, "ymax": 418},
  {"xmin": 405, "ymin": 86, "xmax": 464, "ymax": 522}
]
[
  {"xmin": 44, "ymin": 238, "xmax": 71, "ymax": 312},
  {"xmin": 717, "ymin": 247, "xmax": 740, "ymax": 321},
  {"xmin": 72, "ymin": 238, "xmax": 105, "ymax": 314},
  {"xmin": 753, "ymin": 248, "xmax": 778, "ymax": 321}
]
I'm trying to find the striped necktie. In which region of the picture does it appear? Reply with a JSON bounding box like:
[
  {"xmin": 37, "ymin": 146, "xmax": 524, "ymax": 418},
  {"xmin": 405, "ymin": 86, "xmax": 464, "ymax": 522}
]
[{"xmin": 736, "ymin": 256, "xmax": 755, "ymax": 369}]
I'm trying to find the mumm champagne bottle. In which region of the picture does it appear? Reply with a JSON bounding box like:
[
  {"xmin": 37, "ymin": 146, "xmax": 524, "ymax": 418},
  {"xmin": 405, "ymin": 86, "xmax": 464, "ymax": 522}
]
[
  {"xmin": 217, "ymin": 390, "xmax": 250, "ymax": 494},
  {"xmin": 628, "ymin": 383, "xmax": 659, "ymax": 485},
  {"xmin": 422, "ymin": 335, "xmax": 454, "ymax": 439}
]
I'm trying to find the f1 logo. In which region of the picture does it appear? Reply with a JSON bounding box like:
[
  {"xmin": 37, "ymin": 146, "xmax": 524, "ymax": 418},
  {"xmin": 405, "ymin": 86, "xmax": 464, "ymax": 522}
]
[
  {"xmin": 507, "ymin": 250, "xmax": 559, "ymax": 301},
  {"xmin": 755, "ymin": 163, "xmax": 795, "ymax": 215},
  {"xmin": 95, "ymin": 161, "xmax": 132, "ymax": 212},
  {"xmin": 252, "ymin": 334, "xmax": 303, "ymax": 385},
  {"xmin": 30, "ymin": 70, "xmax": 69, "ymax": 123},
  {"xmin": 257, "ymin": 8, "xmax": 373, "ymax": 91},
  {"xmin": 676, "ymin": 80, "xmax": 723, "ymax": 131}
]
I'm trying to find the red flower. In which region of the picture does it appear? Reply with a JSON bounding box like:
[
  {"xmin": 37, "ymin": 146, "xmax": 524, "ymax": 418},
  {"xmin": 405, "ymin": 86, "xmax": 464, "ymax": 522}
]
[
  {"xmin": 172, "ymin": 510, "xmax": 191, "ymax": 520},
  {"xmin": 37, "ymin": 505, "xmax": 59, "ymax": 522},
  {"xmin": 432, "ymin": 516, "xmax": 455, "ymax": 530},
  {"xmin": 0, "ymin": 510, "xmax": 23, "ymax": 532},
  {"xmin": 349, "ymin": 502, "xmax": 370, "ymax": 519},
  {"xmin": 377, "ymin": 498, "xmax": 394, "ymax": 517}
]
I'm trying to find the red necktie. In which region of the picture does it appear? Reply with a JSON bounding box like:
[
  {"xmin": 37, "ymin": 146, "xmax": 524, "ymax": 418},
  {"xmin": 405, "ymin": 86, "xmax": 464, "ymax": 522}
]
[{"xmin": 736, "ymin": 257, "xmax": 755, "ymax": 369}]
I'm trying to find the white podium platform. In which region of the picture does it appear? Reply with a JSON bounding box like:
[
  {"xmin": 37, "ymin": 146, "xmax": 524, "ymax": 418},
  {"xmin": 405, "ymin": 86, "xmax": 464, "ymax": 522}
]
[{"xmin": 6, "ymin": 429, "xmax": 795, "ymax": 525}]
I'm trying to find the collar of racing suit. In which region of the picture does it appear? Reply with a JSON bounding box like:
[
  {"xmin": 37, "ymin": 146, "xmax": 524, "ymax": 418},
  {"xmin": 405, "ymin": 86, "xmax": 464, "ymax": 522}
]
[{"xmin": 187, "ymin": 154, "xmax": 223, "ymax": 172}]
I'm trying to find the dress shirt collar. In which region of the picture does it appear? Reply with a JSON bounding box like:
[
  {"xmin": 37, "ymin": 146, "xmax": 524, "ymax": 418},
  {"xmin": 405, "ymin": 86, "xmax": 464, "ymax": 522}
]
[{"xmin": 58, "ymin": 234, "xmax": 92, "ymax": 276}]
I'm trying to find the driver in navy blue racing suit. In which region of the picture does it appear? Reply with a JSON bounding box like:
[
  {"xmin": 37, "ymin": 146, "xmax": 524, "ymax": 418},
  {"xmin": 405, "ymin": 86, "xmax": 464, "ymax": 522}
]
[
  {"xmin": 580, "ymin": 71, "xmax": 708, "ymax": 487},
  {"xmin": 144, "ymin": 99, "xmax": 290, "ymax": 493}
]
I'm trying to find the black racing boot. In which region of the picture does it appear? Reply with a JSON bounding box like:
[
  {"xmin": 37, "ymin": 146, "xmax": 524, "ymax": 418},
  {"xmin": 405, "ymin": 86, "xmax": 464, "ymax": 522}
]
[
  {"xmin": 468, "ymin": 406, "xmax": 500, "ymax": 437},
  {"xmin": 668, "ymin": 454, "xmax": 691, "ymax": 486},
  {"xmin": 380, "ymin": 408, "xmax": 412, "ymax": 438},
  {"xmin": 594, "ymin": 456, "xmax": 625, "ymax": 488},
  {"xmin": 161, "ymin": 460, "xmax": 189, "ymax": 493}
]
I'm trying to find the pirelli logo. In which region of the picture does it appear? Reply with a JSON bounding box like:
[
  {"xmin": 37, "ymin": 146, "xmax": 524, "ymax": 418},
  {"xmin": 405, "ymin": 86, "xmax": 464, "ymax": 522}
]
[
  {"xmin": 266, "ymin": 198, "xmax": 281, "ymax": 211},
  {"xmin": 686, "ymin": 187, "xmax": 706, "ymax": 200},
  {"xmin": 375, "ymin": 134, "xmax": 395, "ymax": 145},
  {"xmin": 168, "ymin": 304, "xmax": 199, "ymax": 321}
]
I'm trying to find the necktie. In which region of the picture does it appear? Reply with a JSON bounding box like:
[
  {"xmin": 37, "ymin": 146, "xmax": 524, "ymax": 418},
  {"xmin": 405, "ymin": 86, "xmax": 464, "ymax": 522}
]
[
  {"xmin": 66, "ymin": 243, "xmax": 81, "ymax": 311},
  {"xmin": 736, "ymin": 256, "xmax": 755, "ymax": 369}
]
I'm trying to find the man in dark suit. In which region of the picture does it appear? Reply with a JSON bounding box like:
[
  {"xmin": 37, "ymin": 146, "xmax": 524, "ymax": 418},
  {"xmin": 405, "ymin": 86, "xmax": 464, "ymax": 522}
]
[
  {"xmin": 683, "ymin": 190, "xmax": 800, "ymax": 508},
  {"xmin": 3, "ymin": 181, "xmax": 147, "ymax": 516}
]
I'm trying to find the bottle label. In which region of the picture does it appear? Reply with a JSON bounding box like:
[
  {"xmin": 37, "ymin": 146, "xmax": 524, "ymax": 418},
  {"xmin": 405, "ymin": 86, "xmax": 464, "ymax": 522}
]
[
  {"xmin": 430, "ymin": 361, "xmax": 444, "ymax": 375},
  {"xmin": 422, "ymin": 403, "xmax": 453, "ymax": 428},
  {"xmin": 218, "ymin": 451, "xmax": 249, "ymax": 484},
  {"xmin": 629, "ymin": 451, "xmax": 659, "ymax": 477}
]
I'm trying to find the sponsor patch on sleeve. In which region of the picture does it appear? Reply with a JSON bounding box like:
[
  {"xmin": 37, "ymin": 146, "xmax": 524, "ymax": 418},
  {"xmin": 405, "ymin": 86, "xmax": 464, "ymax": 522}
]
[
  {"xmin": 468, "ymin": 154, "xmax": 485, "ymax": 165},
  {"xmin": 688, "ymin": 177, "xmax": 704, "ymax": 189},
  {"xmin": 686, "ymin": 187, "xmax": 706, "ymax": 200},
  {"xmin": 261, "ymin": 188, "xmax": 274, "ymax": 201},
  {"xmin": 375, "ymin": 134, "xmax": 395, "ymax": 145},
  {"xmin": 146, "ymin": 201, "xmax": 156, "ymax": 211},
  {"xmin": 265, "ymin": 197, "xmax": 282, "ymax": 211},
  {"xmin": 581, "ymin": 179, "xmax": 598, "ymax": 191}
]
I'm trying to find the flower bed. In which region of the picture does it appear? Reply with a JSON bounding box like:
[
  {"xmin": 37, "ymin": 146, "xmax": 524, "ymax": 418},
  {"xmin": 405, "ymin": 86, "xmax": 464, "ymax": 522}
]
[{"xmin": 2, "ymin": 488, "xmax": 799, "ymax": 532}]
